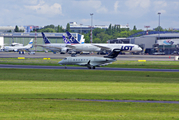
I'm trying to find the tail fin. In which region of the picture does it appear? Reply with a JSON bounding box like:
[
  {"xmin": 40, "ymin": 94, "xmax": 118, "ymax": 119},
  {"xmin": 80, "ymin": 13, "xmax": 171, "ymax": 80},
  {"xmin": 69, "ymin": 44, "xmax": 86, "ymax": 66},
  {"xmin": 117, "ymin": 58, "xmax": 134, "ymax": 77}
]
[
  {"xmin": 42, "ymin": 32, "xmax": 50, "ymax": 44},
  {"xmin": 66, "ymin": 31, "xmax": 79, "ymax": 44},
  {"xmin": 28, "ymin": 39, "xmax": 33, "ymax": 45},
  {"xmin": 66, "ymin": 31, "xmax": 72, "ymax": 40},
  {"xmin": 63, "ymin": 35, "xmax": 71, "ymax": 44},
  {"xmin": 79, "ymin": 34, "xmax": 85, "ymax": 44},
  {"xmin": 104, "ymin": 49, "xmax": 121, "ymax": 58},
  {"xmin": 25, "ymin": 39, "xmax": 33, "ymax": 48}
]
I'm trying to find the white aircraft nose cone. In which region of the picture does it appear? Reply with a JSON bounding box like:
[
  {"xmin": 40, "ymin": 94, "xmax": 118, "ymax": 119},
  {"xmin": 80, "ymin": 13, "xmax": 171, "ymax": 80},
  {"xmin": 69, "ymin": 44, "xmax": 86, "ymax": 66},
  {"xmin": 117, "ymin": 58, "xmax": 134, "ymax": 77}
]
[
  {"xmin": 58, "ymin": 61, "xmax": 63, "ymax": 65},
  {"xmin": 139, "ymin": 47, "xmax": 142, "ymax": 51}
]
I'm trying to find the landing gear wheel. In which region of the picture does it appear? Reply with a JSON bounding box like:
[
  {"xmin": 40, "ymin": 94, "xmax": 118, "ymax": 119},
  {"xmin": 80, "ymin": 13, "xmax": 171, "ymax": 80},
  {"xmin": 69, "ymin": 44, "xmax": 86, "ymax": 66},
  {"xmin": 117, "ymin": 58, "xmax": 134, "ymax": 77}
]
[{"xmin": 92, "ymin": 66, "xmax": 95, "ymax": 69}]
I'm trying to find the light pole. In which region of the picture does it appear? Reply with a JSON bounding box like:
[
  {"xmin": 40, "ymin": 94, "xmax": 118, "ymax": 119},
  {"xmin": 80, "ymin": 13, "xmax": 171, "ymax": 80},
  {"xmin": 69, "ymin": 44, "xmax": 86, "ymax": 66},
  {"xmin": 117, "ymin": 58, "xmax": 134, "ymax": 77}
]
[
  {"xmin": 158, "ymin": 12, "xmax": 164, "ymax": 53},
  {"xmin": 158, "ymin": 12, "xmax": 161, "ymax": 40},
  {"xmin": 90, "ymin": 13, "xmax": 93, "ymax": 43},
  {"xmin": 34, "ymin": 26, "xmax": 39, "ymax": 52}
]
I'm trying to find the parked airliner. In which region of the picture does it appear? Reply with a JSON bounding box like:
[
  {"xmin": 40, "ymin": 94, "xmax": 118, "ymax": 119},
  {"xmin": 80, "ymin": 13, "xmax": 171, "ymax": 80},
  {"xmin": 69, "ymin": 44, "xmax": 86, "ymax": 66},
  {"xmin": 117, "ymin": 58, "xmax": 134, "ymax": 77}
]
[
  {"xmin": 65, "ymin": 31, "xmax": 142, "ymax": 53},
  {"xmin": 36, "ymin": 32, "xmax": 72, "ymax": 54},
  {"xmin": 4, "ymin": 39, "xmax": 33, "ymax": 54}
]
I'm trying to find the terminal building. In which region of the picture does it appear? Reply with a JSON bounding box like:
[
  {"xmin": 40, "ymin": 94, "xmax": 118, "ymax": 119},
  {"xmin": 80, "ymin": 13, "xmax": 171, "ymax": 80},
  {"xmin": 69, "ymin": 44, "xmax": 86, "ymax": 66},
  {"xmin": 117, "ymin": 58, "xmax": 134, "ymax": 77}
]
[
  {"xmin": 0, "ymin": 32, "xmax": 83, "ymax": 51},
  {"xmin": 69, "ymin": 22, "xmax": 108, "ymax": 34},
  {"xmin": 69, "ymin": 22, "xmax": 129, "ymax": 34},
  {"xmin": 132, "ymin": 32, "xmax": 179, "ymax": 55},
  {"xmin": 107, "ymin": 31, "xmax": 179, "ymax": 55}
]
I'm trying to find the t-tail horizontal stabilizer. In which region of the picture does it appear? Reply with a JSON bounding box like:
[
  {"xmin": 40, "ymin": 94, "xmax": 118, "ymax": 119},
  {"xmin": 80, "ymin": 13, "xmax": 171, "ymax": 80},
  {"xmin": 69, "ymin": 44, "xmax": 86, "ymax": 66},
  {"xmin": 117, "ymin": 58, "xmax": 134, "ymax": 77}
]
[
  {"xmin": 42, "ymin": 32, "xmax": 50, "ymax": 44},
  {"xmin": 104, "ymin": 49, "xmax": 121, "ymax": 58}
]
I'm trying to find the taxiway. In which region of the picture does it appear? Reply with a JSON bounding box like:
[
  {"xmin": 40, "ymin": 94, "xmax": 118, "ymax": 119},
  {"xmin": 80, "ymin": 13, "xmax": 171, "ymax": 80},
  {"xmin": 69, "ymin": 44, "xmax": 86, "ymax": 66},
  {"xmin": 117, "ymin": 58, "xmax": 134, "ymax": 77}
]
[{"xmin": 0, "ymin": 52, "xmax": 177, "ymax": 61}]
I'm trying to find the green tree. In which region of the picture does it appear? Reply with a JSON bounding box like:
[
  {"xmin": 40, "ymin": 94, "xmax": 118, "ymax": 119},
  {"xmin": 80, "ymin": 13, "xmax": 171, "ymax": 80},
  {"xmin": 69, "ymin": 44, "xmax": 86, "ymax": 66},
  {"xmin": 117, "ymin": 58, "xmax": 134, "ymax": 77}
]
[
  {"xmin": 96, "ymin": 32, "xmax": 111, "ymax": 43},
  {"xmin": 133, "ymin": 25, "xmax": 137, "ymax": 30},
  {"xmin": 39, "ymin": 28, "xmax": 56, "ymax": 33},
  {"xmin": 83, "ymin": 33, "xmax": 90, "ymax": 43},
  {"xmin": 154, "ymin": 26, "xmax": 163, "ymax": 31},
  {"xmin": 93, "ymin": 38, "xmax": 101, "ymax": 43},
  {"xmin": 66, "ymin": 23, "xmax": 71, "ymax": 32},
  {"xmin": 118, "ymin": 31, "xmax": 130, "ymax": 38},
  {"xmin": 93, "ymin": 28, "xmax": 105, "ymax": 36},
  {"xmin": 57, "ymin": 25, "xmax": 64, "ymax": 32},
  {"xmin": 14, "ymin": 25, "xmax": 19, "ymax": 32},
  {"xmin": 44, "ymin": 24, "xmax": 55, "ymax": 29},
  {"xmin": 7, "ymin": 30, "xmax": 12, "ymax": 32},
  {"xmin": 117, "ymin": 25, "xmax": 121, "ymax": 32},
  {"xmin": 106, "ymin": 24, "xmax": 112, "ymax": 35}
]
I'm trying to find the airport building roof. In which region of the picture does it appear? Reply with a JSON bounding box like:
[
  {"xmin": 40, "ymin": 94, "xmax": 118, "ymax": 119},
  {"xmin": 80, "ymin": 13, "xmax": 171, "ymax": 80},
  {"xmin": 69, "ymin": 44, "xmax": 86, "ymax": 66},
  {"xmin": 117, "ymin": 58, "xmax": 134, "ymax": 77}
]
[
  {"xmin": 69, "ymin": 22, "xmax": 129, "ymax": 34},
  {"xmin": 142, "ymin": 33, "xmax": 179, "ymax": 38},
  {"xmin": 0, "ymin": 32, "xmax": 78, "ymax": 38}
]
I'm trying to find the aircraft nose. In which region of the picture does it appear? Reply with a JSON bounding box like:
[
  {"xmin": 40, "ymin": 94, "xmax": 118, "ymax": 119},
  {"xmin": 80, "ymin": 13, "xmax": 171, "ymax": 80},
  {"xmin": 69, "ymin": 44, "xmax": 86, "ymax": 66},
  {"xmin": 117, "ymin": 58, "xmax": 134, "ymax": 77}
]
[
  {"xmin": 139, "ymin": 47, "xmax": 142, "ymax": 51},
  {"xmin": 58, "ymin": 61, "xmax": 63, "ymax": 65}
]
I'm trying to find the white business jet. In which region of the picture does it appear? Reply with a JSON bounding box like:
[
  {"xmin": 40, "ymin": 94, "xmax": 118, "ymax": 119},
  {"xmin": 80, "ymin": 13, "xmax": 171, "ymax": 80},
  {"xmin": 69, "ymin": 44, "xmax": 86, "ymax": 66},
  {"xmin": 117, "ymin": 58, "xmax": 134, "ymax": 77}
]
[{"xmin": 58, "ymin": 49, "xmax": 121, "ymax": 69}]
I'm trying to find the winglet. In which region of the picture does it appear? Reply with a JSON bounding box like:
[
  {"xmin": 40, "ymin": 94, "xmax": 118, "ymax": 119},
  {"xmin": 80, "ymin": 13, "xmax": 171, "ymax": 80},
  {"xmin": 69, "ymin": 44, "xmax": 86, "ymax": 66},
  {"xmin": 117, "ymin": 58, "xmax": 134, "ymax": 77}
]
[
  {"xmin": 104, "ymin": 49, "xmax": 121, "ymax": 58},
  {"xmin": 87, "ymin": 60, "xmax": 90, "ymax": 65},
  {"xmin": 28, "ymin": 39, "xmax": 33, "ymax": 44},
  {"xmin": 42, "ymin": 32, "xmax": 50, "ymax": 44}
]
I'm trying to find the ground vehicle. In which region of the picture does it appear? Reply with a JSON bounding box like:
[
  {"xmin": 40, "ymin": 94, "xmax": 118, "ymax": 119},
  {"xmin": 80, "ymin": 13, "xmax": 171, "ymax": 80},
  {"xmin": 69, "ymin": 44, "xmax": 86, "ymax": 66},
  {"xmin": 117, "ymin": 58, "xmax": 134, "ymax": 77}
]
[{"xmin": 28, "ymin": 51, "xmax": 35, "ymax": 55}]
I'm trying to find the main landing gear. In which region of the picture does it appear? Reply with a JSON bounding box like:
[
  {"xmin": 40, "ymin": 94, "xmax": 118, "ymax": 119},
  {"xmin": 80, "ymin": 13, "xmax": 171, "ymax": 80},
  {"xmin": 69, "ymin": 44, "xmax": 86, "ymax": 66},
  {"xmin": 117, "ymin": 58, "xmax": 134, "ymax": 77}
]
[{"xmin": 87, "ymin": 66, "xmax": 95, "ymax": 69}]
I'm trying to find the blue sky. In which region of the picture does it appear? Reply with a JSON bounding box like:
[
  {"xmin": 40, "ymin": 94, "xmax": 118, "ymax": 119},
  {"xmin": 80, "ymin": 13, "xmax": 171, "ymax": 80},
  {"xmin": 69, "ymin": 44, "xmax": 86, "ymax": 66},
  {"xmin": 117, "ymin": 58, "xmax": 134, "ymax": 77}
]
[{"xmin": 0, "ymin": 0, "xmax": 179, "ymax": 30}]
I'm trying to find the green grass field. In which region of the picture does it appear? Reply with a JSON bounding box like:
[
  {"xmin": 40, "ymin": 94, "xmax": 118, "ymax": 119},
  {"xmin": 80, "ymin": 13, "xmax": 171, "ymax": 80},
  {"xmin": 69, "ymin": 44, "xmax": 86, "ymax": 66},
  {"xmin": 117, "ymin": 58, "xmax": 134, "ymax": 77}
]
[{"xmin": 0, "ymin": 69, "xmax": 179, "ymax": 119}]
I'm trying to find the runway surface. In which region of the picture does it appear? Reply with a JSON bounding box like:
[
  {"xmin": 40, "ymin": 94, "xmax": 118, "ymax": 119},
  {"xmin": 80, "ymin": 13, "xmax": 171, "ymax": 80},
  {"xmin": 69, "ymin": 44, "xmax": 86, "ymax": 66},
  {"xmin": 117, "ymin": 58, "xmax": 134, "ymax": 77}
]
[
  {"xmin": 80, "ymin": 99, "xmax": 179, "ymax": 104},
  {"xmin": 0, "ymin": 52, "xmax": 177, "ymax": 61},
  {"xmin": 0, "ymin": 64, "xmax": 179, "ymax": 72}
]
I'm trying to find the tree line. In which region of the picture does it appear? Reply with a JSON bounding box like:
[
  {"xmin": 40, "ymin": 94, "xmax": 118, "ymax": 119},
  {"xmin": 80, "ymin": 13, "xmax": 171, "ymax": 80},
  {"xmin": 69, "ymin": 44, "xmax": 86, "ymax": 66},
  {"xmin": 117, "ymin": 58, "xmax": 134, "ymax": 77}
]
[
  {"xmin": 83, "ymin": 25, "xmax": 143, "ymax": 43},
  {"xmin": 11, "ymin": 24, "xmax": 179, "ymax": 43},
  {"xmin": 33, "ymin": 23, "xmax": 143, "ymax": 43}
]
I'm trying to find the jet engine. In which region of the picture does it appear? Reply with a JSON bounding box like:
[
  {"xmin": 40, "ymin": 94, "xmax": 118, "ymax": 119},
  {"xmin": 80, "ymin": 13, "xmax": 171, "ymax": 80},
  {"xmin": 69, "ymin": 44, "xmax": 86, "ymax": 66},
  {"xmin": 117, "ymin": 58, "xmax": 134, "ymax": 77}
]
[
  {"xmin": 61, "ymin": 47, "xmax": 69, "ymax": 54},
  {"xmin": 13, "ymin": 49, "xmax": 18, "ymax": 52}
]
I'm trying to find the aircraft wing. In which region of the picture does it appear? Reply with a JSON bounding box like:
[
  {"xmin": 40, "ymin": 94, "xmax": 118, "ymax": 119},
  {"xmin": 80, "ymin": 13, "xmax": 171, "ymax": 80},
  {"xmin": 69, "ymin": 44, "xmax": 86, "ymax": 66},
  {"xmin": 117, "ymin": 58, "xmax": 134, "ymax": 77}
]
[
  {"xmin": 76, "ymin": 63, "xmax": 88, "ymax": 66},
  {"xmin": 35, "ymin": 45, "xmax": 48, "ymax": 49},
  {"xmin": 35, "ymin": 45, "xmax": 44, "ymax": 47},
  {"xmin": 36, "ymin": 45, "xmax": 63, "ymax": 50},
  {"xmin": 93, "ymin": 44, "xmax": 112, "ymax": 50},
  {"xmin": 76, "ymin": 61, "xmax": 102, "ymax": 67},
  {"xmin": 90, "ymin": 63, "xmax": 100, "ymax": 66},
  {"xmin": 47, "ymin": 46, "xmax": 63, "ymax": 50},
  {"xmin": 66, "ymin": 44, "xmax": 76, "ymax": 49},
  {"xmin": 76, "ymin": 62, "xmax": 100, "ymax": 66}
]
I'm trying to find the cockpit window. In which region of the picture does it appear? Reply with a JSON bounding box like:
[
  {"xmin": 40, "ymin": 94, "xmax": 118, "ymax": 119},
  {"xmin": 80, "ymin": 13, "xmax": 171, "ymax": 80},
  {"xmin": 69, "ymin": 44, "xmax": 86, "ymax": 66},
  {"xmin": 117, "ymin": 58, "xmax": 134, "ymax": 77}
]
[{"xmin": 64, "ymin": 58, "xmax": 67, "ymax": 60}]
